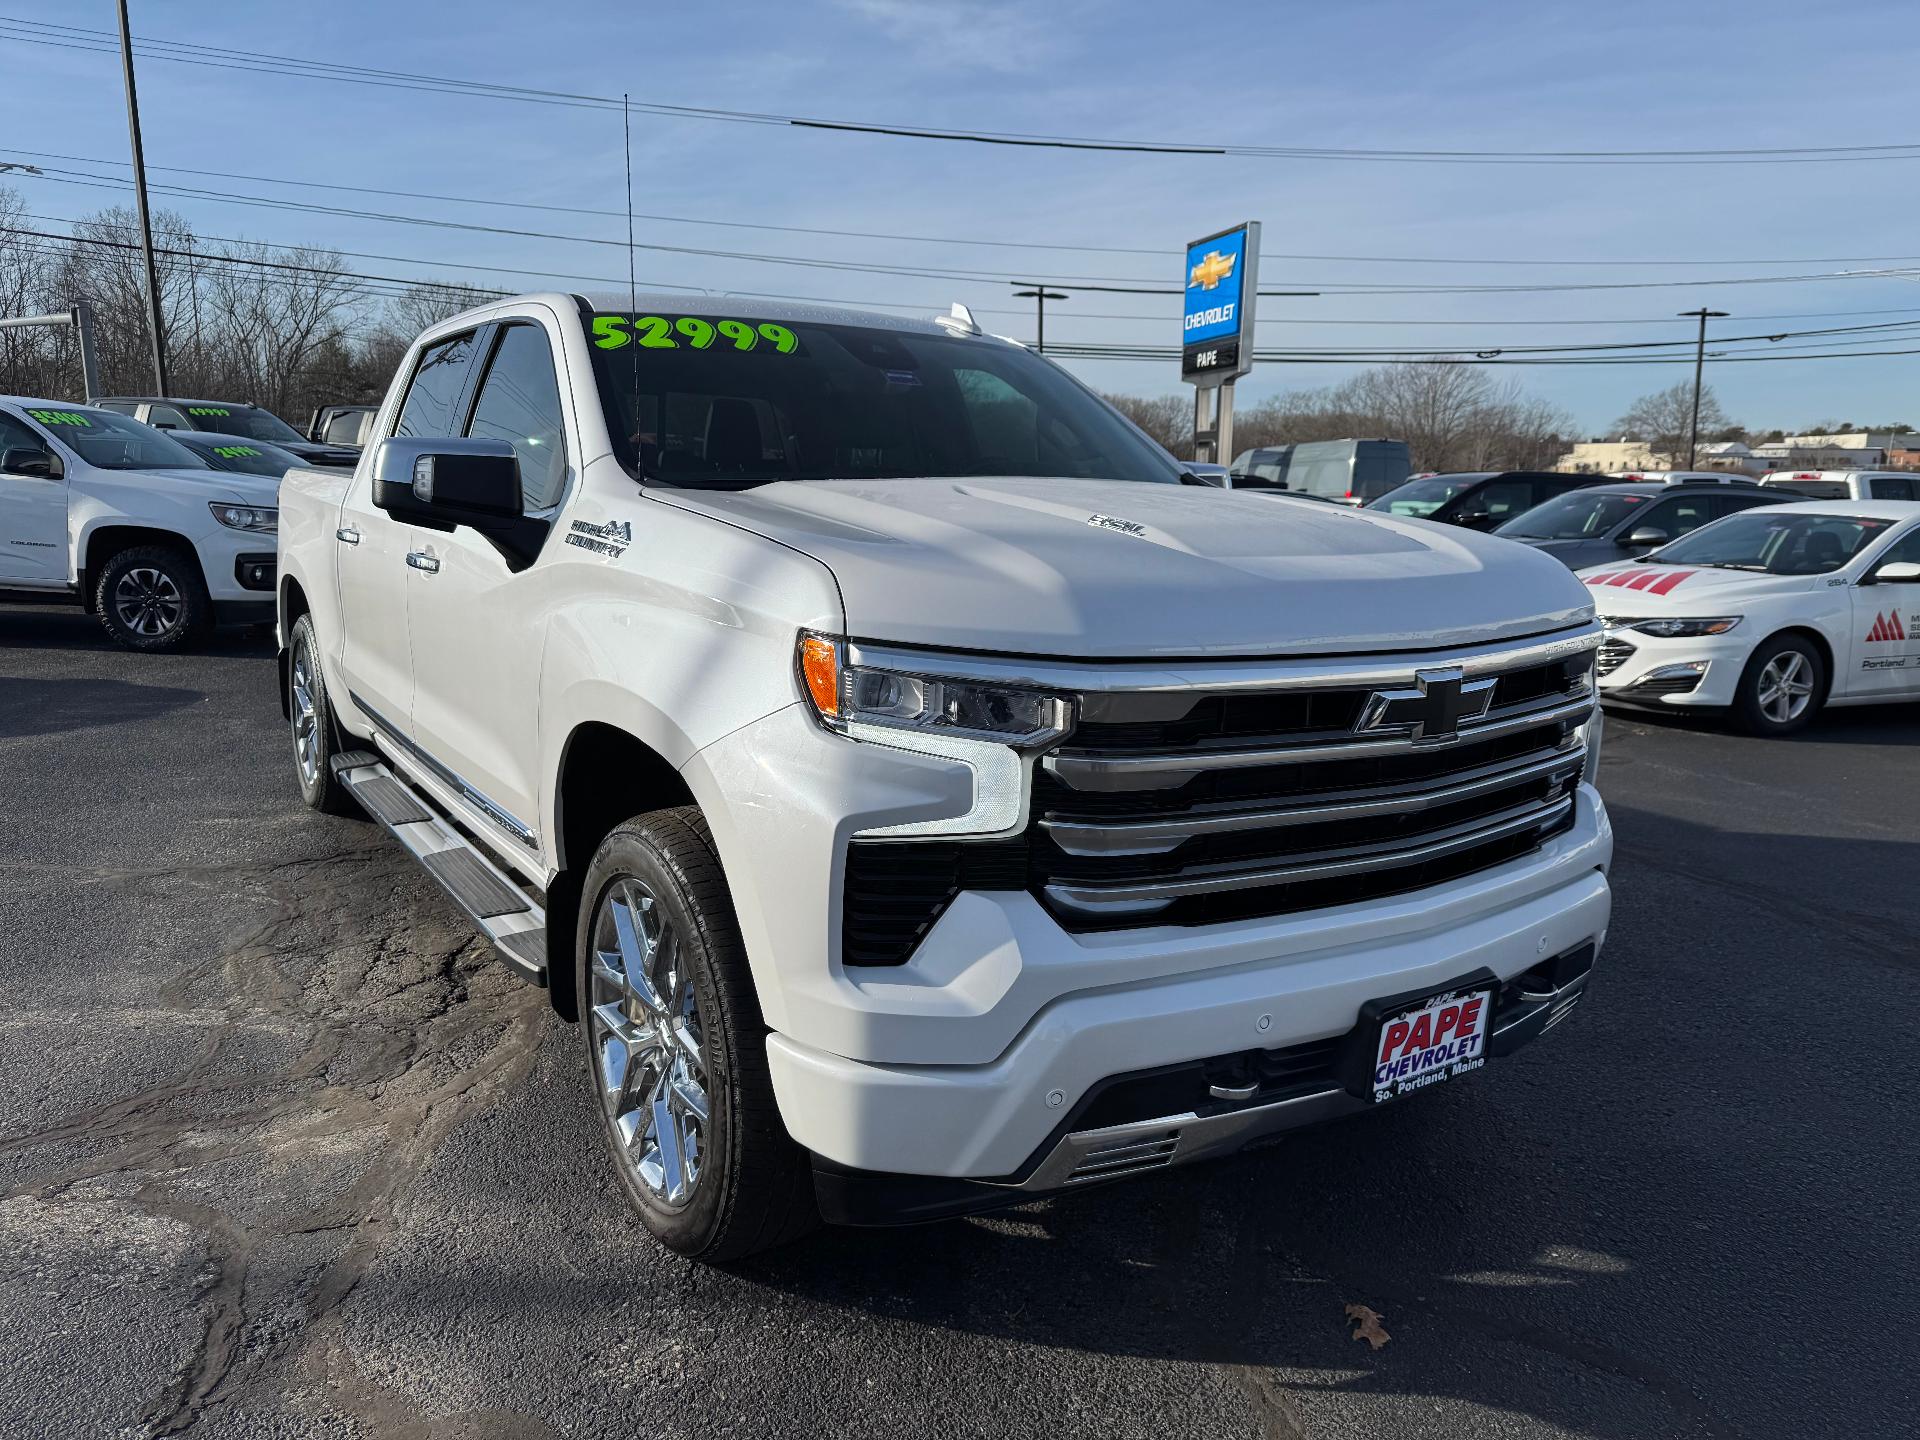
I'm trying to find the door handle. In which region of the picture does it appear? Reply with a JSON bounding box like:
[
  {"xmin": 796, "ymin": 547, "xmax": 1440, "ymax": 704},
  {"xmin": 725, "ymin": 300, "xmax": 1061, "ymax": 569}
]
[
  {"xmin": 335, "ymin": 526, "xmax": 361, "ymax": 545},
  {"xmin": 406, "ymin": 550, "xmax": 440, "ymax": 574}
]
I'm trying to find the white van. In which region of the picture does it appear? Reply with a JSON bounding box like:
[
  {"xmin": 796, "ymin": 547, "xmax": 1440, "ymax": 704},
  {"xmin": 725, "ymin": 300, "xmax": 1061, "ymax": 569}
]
[{"xmin": 1757, "ymin": 471, "xmax": 1919, "ymax": 501}]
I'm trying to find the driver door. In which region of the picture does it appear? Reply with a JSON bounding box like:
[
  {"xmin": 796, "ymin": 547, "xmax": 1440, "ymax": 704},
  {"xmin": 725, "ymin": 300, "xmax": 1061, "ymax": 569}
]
[
  {"xmin": 1849, "ymin": 524, "xmax": 1920, "ymax": 699},
  {"xmin": 0, "ymin": 410, "xmax": 70, "ymax": 585}
]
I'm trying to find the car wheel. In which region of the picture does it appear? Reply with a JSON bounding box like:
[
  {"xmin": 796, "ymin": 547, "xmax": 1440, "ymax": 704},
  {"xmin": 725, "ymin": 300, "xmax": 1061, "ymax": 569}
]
[
  {"xmin": 577, "ymin": 807, "xmax": 815, "ymax": 1261},
  {"xmin": 94, "ymin": 544, "xmax": 210, "ymax": 652},
  {"xmin": 1733, "ymin": 634, "xmax": 1825, "ymax": 736},
  {"xmin": 288, "ymin": 614, "xmax": 357, "ymax": 815}
]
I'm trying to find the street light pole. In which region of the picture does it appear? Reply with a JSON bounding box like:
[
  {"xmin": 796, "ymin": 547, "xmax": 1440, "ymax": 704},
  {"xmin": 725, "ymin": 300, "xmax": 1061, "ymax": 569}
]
[
  {"xmin": 1677, "ymin": 307, "xmax": 1728, "ymax": 469},
  {"xmin": 114, "ymin": 0, "xmax": 170, "ymax": 396},
  {"xmin": 1013, "ymin": 286, "xmax": 1069, "ymax": 353}
]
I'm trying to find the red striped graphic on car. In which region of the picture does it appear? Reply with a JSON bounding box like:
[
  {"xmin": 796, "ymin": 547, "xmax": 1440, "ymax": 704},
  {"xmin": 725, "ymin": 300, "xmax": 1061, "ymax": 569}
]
[
  {"xmin": 1866, "ymin": 611, "xmax": 1908, "ymax": 643},
  {"xmin": 1584, "ymin": 570, "xmax": 1694, "ymax": 593}
]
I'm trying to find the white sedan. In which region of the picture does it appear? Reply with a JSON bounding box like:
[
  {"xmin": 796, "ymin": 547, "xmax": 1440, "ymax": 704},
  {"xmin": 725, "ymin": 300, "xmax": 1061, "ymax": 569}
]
[{"xmin": 1578, "ymin": 501, "xmax": 1920, "ymax": 734}]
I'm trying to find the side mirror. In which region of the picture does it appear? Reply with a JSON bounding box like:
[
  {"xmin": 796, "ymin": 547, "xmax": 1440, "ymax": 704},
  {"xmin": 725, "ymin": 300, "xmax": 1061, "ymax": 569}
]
[
  {"xmin": 1453, "ymin": 510, "xmax": 1495, "ymax": 529},
  {"xmin": 1865, "ymin": 560, "xmax": 1920, "ymax": 585},
  {"xmin": 1623, "ymin": 527, "xmax": 1670, "ymax": 548},
  {"xmin": 372, "ymin": 436, "xmax": 521, "ymax": 519},
  {"xmin": 371, "ymin": 437, "xmax": 546, "ymax": 570},
  {"xmin": 0, "ymin": 445, "xmax": 60, "ymax": 478}
]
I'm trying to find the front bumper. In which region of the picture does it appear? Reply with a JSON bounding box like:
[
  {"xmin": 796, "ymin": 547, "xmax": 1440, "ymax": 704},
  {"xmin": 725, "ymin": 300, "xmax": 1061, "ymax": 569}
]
[
  {"xmin": 1596, "ymin": 627, "xmax": 1754, "ymax": 707},
  {"xmin": 814, "ymin": 940, "xmax": 1596, "ymax": 1225},
  {"xmin": 762, "ymin": 784, "xmax": 1611, "ymax": 1184}
]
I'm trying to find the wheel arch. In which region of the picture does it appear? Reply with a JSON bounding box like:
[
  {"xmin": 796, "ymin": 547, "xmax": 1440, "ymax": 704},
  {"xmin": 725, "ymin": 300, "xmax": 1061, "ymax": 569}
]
[
  {"xmin": 546, "ymin": 720, "xmax": 701, "ymax": 1023},
  {"xmin": 79, "ymin": 523, "xmax": 205, "ymax": 615}
]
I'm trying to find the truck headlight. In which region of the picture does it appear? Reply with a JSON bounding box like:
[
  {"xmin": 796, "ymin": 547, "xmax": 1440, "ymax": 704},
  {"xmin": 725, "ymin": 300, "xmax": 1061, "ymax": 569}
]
[
  {"xmin": 208, "ymin": 502, "xmax": 278, "ymax": 533},
  {"xmin": 1625, "ymin": 616, "xmax": 1740, "ymax": 637},
  {"xmin": 798, "ymin": 633, "xmax": 1072, "ymax": 748}
]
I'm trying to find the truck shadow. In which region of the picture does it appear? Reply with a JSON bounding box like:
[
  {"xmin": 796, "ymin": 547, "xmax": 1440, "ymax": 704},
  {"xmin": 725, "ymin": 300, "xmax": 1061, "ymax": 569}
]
[
  {"xmin": 0, "ymin": 601, "xmax": 276, "ymax": 657},
  {"xmin": 1604, "ymin": 698, "xmax": 1917, "ymax": 746},
  {"xmin": 0, "ymin": 675, "xmax": 206, "ymax": 739}
]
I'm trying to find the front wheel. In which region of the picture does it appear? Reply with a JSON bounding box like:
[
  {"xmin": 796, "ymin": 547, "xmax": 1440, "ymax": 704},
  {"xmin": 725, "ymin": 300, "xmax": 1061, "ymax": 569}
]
[
  {"xmin": 1733, "ymin": 634, "xmax": 1825, "ymax": 736},
  {"xmin": 288, "ymin": 614, "xmax": 356, "ymax": 815},
  {"xmin": 576, "ymin": 807, "xmax": 815, "ymax": 1261},
  {"xmin": 94, "ymin": 544, "xmax": 210, "ymax": 651}
]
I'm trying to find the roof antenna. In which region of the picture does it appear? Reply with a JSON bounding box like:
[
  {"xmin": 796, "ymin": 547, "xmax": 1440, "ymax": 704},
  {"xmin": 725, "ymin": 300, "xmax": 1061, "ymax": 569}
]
[{"xmin": 622, "ymin": 93, "xmax": 639, "ymax": 316}]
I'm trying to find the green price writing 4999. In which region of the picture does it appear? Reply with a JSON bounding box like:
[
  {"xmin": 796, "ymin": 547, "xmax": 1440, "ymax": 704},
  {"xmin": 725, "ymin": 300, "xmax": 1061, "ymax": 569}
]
[{"xmin": 592, "ymin": 315, "xmax": 797, "ymax": 354}]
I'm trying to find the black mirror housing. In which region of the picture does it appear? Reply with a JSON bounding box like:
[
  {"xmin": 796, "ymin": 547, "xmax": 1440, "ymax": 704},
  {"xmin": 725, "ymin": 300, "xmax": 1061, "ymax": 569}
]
[
  {"xmin": 370, "ymin": 437, "xmax": 548, "ymax": 570},
  {"xmin": 1623, "ymin": 527, "xmax": 1670, "ymax": 548},
  {"xmin": 1, "ymin": 445, "xmax": 59, "ymax": 478}
]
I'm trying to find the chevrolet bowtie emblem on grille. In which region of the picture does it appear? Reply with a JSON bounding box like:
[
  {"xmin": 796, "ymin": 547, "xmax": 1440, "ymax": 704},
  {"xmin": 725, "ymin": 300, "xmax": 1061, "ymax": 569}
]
[
  {"xmin": 1189, "ymin": 249, "xmax": 1236, "ymax": 290},
  {"xmin": 1355, "ymin": 667, "xmax": 1497, "ymax": 745}
]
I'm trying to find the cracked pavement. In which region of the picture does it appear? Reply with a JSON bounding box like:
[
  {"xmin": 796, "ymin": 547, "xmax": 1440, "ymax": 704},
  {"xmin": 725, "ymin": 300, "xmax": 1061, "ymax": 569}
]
[{"xmin": 2, "ymin": 599, "xmax": 1915, "ymax": 1438}]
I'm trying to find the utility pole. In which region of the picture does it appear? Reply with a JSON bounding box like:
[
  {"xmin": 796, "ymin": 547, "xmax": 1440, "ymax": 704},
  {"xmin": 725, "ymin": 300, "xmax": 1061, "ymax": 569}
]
[
  {"xmin": 115, "ymin": 0, "xmax": 170, "ymax": 395},
  {"xmin": 1677, "ymin": 307, "xmax": 1728, "ymax": 469},
  {"xmin": 1013, "ymin": 286, "xmax": 1068, "ymax": 353}
]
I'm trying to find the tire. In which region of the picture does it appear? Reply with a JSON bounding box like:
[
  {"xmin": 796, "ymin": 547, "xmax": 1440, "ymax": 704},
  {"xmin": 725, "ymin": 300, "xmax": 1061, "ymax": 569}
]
[
  {"xmin": 1733, "ymin": 633, "xmax": 1825, "ymax": 736},
  {"xmin": 576, "ymin": 807, "xmax": 816, "ymax": 1261},
  {"xmin": 287, "ymin": 613, "xmax": 357, "ymax": 816},
  {"xmin": 94, "ymin": 543, "xmax": 211, "ymax": 652}
]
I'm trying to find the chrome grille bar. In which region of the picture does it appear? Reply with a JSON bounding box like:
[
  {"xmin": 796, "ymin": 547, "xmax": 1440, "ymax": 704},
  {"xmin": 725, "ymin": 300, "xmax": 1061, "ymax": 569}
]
[
  {"xmin": 1046, "ymin": 693, "xmax": 1593, "ymax": 794},
  {"xmin": 1041, "ymin": 745, "xmax": 1585, "ymax": 857},
  {"xmin": 1044, "ymin": 795, "xmax": 1574, "ymax": 917}
]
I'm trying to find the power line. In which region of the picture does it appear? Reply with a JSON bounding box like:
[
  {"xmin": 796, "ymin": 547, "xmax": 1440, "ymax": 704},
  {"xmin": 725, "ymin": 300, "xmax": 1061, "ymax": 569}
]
[
  {"xmin": 11, "ymin": 16, "xmax": 1920, "ymax": 167},
  {"xmin": 14, "ymin": 166, "xmax": 1920, "ymax": 300},
  {"xmin": 20, "ymin": 149, "xmax": 1920, "ymax": 271}
]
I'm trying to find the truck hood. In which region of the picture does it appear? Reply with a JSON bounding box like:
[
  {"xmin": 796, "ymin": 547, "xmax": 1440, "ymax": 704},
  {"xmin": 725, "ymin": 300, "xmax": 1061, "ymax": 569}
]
[
  {"xmin": 661, "ymin": 477, "xmax": 1595, "ymax": 657},
  {"xmin": 1578, "ymin": 561, "xmax": 1825, "ymax": 612}
]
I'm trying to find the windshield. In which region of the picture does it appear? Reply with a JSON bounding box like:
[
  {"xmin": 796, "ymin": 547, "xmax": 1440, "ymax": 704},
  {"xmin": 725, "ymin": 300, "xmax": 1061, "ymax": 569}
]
[
  {"xmin": 587, "ymin": 312, "xmax": 1181, "ymax": 486},
  {"xmin": 176, "ymin": 435, "xmax": 302, "ymax": 476},
  {"xmin": 19, "ymin": 406, "xmax": 210, "ymax": 472},
  {"xmin": 1651, "ymin": 512, "xmax": 1896, "ymax": 574},
  {"xmin": 187, "ymin": 406, "xmax": 308, "ymax": 444},
  {"xmin": 1498, "ymin": 491, "xmax": 1651, "ymax": 539},
  {"xmin": 1367, "ymin": 475, "xmax": 1483, "ymax": 517}
]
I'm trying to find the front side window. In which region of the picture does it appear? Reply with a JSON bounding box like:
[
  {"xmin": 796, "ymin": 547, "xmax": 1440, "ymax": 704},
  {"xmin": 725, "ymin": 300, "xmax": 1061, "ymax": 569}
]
[
  {"xmin": 1870, "ymin": 526, "xmax": 1920, "ymax": 572},
  {"xmin": 1496, "ymin": 490, "xmax": 1650, "ymax": 539},
  {"xmin": 18, "ymin": 406, "xmax": 208, "ymax": 472},
  {"xmin": 1638, "ymin": 496, "xmax": 1713, "ymax": 540},
  {"xmin": 1462, "ymin": 479, "xmax": 1534, "ymax": 520},
  {"xmin": 467, "ymin": 324, "xmax": 569, "ymax": 509},
  {"xmin": 394, "ymin": 332, "xmax": 479, "ymax": 440},
  {"xmin": 0, "ymin": 410, "xmax": 48, "ymax": 461},
  {"xmin": 148, "ymin": 404, "xmax": 188, "ymax": 430},
  {"xmin": 1651, "ymin": 512, "xmax": 1897, "ymax": 575},
  {"xmin": 587, "ymin": 312, "xmax": 1179, "ymax": 487}
]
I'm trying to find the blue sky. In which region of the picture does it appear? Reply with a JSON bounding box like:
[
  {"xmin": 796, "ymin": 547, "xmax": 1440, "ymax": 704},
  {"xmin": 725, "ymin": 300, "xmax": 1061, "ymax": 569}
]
[{"xmin": 6, "ymin": 0, "xmax": 1920, "ymax": 433}]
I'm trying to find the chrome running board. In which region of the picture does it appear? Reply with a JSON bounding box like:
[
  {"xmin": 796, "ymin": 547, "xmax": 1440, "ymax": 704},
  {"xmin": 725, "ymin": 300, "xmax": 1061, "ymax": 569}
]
[{"xmin": 330, "ymin": 750, "xmax": 548, "ymax": 986}]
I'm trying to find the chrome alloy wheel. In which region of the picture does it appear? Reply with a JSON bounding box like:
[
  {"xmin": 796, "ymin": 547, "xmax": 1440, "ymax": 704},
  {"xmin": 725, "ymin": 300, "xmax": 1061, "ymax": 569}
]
[
  {"xmin": 113, "ymin": 566, "xmax": 183, "ymax": 637},
  {"xmin": 588, "ymin": 879, "xmax": 709, "ymax": 1208},
  {"xmin": 1757, "ymin": 651, "xmax": 1815, "ymax": 724},
  {"xmin": 290, "ymin": 645, "xmax": 321, "ymax": 788}
]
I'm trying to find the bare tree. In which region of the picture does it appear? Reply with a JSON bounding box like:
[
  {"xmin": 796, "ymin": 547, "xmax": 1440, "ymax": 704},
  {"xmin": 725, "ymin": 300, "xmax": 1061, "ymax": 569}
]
[
  {"xmin": 1101, "ymin": 391, "xmax": 1191, "ymax": 458},
  {"xmin": 380, "ymin": 282, "xmax": 497, "ymax": 342},
  {"xmin": 1616, "ymin": 381, "xmax": 1727, "ymax": 466},
  {"xmin": 199, "ymin": 240, "xmax": 363, "ymax": 412}
]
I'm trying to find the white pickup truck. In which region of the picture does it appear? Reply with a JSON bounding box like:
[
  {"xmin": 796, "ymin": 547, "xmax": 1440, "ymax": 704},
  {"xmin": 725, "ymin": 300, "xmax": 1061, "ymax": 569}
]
[
  {"xmin": 276, "ymin": 294, "xmax": 1613, "ymax": 1260},
  {"xmin": 0, "ymin": 396, "xmax": 280, "ymax": 648}
]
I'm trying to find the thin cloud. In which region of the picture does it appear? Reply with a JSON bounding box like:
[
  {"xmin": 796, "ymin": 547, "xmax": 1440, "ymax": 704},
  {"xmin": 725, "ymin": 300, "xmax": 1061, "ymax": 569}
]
[{"xmin": 835, "ymin": 0, "xmax": 1059, "ymax": 73}]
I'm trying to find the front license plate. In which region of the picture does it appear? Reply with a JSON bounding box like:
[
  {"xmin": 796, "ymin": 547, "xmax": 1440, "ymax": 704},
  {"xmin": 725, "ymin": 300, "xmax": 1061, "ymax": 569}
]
[{"xmin": 1365, "ymin": 985, "xmax": 1493, "ymax": 1104}]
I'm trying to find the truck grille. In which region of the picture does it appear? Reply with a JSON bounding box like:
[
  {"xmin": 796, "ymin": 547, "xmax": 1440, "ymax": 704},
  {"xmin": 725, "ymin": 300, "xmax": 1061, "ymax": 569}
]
[{"xmin": 842, "ymin": 633, "xmax": 1598, "ymax": 964}]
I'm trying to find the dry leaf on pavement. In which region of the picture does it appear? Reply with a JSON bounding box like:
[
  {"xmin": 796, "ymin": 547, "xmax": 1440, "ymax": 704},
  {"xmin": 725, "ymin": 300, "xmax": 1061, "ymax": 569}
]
[{"xmin": 1344, "ymin": 1302, "xmax": 1391, "ymax": 1350}]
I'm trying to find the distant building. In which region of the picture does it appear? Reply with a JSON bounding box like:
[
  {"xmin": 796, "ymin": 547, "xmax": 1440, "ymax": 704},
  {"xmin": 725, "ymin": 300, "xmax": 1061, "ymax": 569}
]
[
  {"xmin": 1753, "ymin": 442, "xmax": 1893, "ymax": 470},
  {"xmin": 1560, "ymin": 439, "xmax": 1667, "ymax": 473},
  {"xmin": 1886, "ymin": 448, "xmax": 1920, "ymax": 471},
  {"xmin": 1778, "ymin": 431, "xmax": 1914, "ymax": 451}
]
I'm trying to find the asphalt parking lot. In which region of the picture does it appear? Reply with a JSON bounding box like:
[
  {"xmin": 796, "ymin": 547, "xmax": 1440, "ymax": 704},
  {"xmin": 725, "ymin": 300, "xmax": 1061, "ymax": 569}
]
[{"xmin": 2, "ymin": 600, "xmax": 1915, "ymax": 1440}]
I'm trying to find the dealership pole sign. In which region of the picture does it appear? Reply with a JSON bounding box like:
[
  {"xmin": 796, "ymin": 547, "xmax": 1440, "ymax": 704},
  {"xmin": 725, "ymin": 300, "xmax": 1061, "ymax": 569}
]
[{"xmin": 1182, "ymin": 221, "xmax": 1259, "ymax": 388}]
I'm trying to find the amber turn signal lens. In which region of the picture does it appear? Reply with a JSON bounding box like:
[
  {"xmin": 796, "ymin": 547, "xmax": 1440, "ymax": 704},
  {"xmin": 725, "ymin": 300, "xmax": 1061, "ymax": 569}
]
[{"xmin": 799, "ymin": 634, "xmax": 840, "ymax": 717}]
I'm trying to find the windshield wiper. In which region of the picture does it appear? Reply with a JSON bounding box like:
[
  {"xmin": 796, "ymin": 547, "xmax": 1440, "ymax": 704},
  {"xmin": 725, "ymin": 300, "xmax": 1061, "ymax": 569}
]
[{"xmin": 1697, "ymin": 562, "xmax": 1768, "ymax": 571}]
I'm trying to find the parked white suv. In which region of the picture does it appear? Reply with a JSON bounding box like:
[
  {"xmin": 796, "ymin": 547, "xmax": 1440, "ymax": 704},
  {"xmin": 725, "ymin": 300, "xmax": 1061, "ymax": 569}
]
[
  {"xmin": 1757, "ymin": 471, "xmax": 1920, "ymax": 501},
  {"xmin": 0, "ymin": 397, "xmax": 280, "ymax": 648},
  {"xmin": 277, "ymin": 294, "xmax": 1614, "ymax": 1259}
]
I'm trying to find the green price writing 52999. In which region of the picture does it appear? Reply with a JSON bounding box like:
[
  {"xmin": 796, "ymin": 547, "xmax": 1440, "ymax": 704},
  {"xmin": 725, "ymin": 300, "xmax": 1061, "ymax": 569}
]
[{"xmin": 591, "ymin": 315, "xmax": 797, "ymax": 354}]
